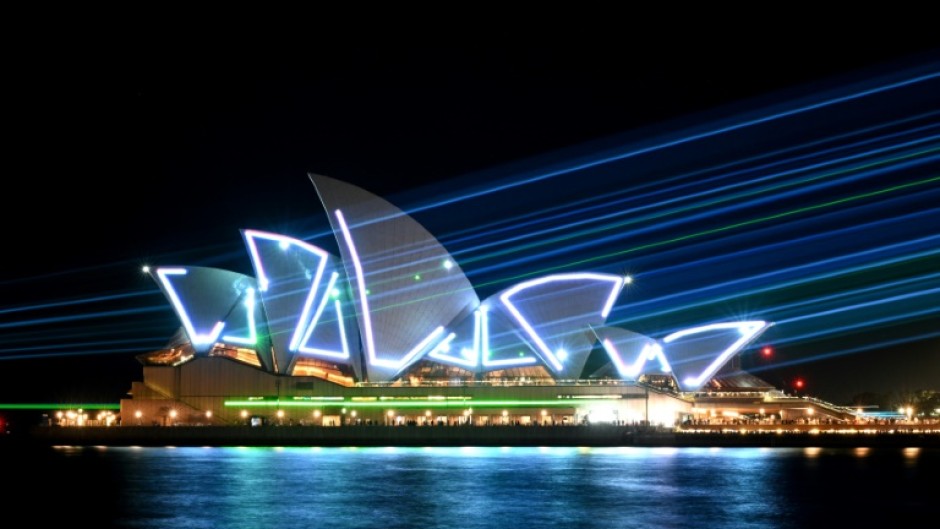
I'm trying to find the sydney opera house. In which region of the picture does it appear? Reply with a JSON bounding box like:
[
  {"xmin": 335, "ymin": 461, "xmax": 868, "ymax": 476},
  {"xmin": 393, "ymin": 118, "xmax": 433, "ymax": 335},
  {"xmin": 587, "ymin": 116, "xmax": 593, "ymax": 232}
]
[{"xmin": 122, "ymin": 174, "xmax": 775, "ymax": 427}]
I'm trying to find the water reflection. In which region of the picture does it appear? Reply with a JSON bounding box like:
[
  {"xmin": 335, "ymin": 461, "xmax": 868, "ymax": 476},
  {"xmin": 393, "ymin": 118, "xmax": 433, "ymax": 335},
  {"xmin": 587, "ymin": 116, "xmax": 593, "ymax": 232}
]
[{"xmin": 10, "ymin": 446, "xmax": 938, "ymax": 529}]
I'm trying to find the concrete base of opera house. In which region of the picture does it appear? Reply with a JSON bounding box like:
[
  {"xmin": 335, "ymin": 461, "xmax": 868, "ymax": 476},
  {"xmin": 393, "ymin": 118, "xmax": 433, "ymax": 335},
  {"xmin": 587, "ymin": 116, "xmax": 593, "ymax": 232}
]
[{"xmin": 23, "ymin": 425, "xmax": 940, "ymax": 448}]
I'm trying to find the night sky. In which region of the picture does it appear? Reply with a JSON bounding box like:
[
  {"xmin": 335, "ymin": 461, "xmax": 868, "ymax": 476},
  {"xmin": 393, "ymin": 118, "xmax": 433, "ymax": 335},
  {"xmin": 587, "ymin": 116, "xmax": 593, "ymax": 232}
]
[{"xmin": 2, "ymin": 23, "xmax": 938, "ymax": 406}]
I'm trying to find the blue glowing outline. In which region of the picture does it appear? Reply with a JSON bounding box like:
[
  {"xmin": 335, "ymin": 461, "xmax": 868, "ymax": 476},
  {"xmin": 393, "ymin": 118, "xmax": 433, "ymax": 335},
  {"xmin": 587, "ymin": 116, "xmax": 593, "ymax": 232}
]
[
  {"xmin": 221, "ymin": 287, "xmax": 258, "ymax": 345},
  {"xmin": 298, "ymin": 272, "xmax": 339, "ymax": 348},
  {"xmin": 242, "ymin": 230, "xmax": 329, "ymax": 353},
  {"xmin": 335, "ymin": 209, "xmax": 446, "ymax": 372},
  {"xmin": 601, "ymin": 338, "xmax": 671, "ymax": 379},
  {"xmin": 663, "ymin": 321, "xmax": 769, "ymax": 390},
  {"xmin": 499, "ymin": 273, "xmax": 624, "ymax": 372},
  {"xmin": 428, "ymin": 313, "xmax": 479, "ymax": 368},
  {"xmin": 480, "ymin": 306, "xmax": 537, "ymax": 368},
  {"xmin": 296, "ymin": 272, "xmax": 350, "ymax": 360},
  {"xmin": 155, "ymin": 268, "xmax": 225, "ymax": 347},
  {"xmin": 428, "ymin": 332, "xmax": 471, "ymax": 367},
  {"xmin": 335, "ymin": 209, "xmax": 377, "ymax": 365}
]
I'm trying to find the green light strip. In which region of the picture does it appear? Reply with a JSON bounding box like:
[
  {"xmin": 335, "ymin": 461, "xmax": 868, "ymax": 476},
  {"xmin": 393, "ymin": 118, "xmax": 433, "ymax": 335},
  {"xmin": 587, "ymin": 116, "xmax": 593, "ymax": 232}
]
[
  {"xmin": 0, "ymin": 403, "xmax": 120, "ymax": 410},
  {"xmin": 224, "ymin": 399, "xmax": 606, "ymax": 409}
]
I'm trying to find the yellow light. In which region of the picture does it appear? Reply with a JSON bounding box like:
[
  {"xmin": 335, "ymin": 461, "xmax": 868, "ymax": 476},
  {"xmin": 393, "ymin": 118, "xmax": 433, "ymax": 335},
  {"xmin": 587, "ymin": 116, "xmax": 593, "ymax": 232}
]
[
  {"xmin": 759, "ymin": 408, "xmax": 765, "ymax": 415},
  {"xmin": 276, "ymin": 410, "xmax": 285, "ymax": 418},
  {"xmin": 313, "ymin": 410, "xmax": 321, "ymax": 418},
  {"xmin": 351, "ymin": 411, "xmax": 357, "ymax": 417},
  {"xmin": 205, "ymin": 410, "xmax": 212, "ymax": 419},
  {"xmin": 169, "ymin": 409, "xmax": 178, "ymax": 418},
  {"xmin": 502, "ymin": 410, "xmax": 508, "ymax": 417},
  {"xmin": 387, "ymin": 410, "xmax": 395, "ymax": 417},
  {"xmin": 240, "ymin": 410, "xmax": 249, "ymax": 418},
  {"xmin": 541, "ymin": 409, "xmax": 547, "ymax": 416},
  {"xmin": 425, "ymin": 410, "xmax": 431, "ymax": 417},
  {"xmin": 135, "ymin": 410, "xmax": 142, "ymax": 418},
  {"xmin": 56, "ymin": 411, "xmax": 64, "ymax": 419},
  {"xmin": 807, "ymin": 408, "xmax": 814, "ymax": 416}
]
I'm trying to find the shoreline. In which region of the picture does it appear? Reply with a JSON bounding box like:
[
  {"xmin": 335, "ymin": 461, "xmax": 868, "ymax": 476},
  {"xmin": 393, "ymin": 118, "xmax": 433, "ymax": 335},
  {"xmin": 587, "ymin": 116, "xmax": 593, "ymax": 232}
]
[{"xmin": 13, "ymin": 425, "xmax": 940, "ymax": 448}]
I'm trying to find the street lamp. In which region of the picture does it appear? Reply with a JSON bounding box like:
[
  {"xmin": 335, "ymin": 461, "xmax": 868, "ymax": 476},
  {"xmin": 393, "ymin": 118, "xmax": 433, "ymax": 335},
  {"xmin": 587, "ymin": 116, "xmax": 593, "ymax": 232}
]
[{"xmin": 134, "ymin": 410, "xmax": 142, "ymax": 425}]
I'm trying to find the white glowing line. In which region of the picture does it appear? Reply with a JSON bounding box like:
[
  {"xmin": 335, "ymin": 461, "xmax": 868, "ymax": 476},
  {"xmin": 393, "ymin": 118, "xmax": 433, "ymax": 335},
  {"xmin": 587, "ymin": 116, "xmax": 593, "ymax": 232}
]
[
  {"xmin": 156, "ymin": 268, "xmax": 225, "ymax": 346},
  {"xmin": 601, "ymin": 338, "xmax": 632, "ymax": 376},
  {"xmin": 297, "ymin": 297, "xmax": 351, "ymax": 360},
  {"xmin": 428, "ymin": 333, "xmax": 473, "ymax": 367},
  {"xmin": 222, "ymin": 287, "xmax": 257, "ymax": 345},
  {"xmin": 244, "ymin": 226, "xmax": 328, "ymax": 289},
  {"xmin": 603, "ymin": 339, "xmax": 671, "ymax": 379},
  {"xmin": 243, "ymin": 229, "xmax": 330, "ymax": 350},
  {"xmin": 663, "ymin": 321, "xmax": 768, "ymax": 389},
  {"xmin": 649, "ymin": 343, "xmax": 672, "ymax": 373},
  {"xmin": 288, "ymin": 264, "xmax": 327, "ymax": 352},
  {"xmin": 500, "ymin": 273, "xmax": 622, "ymax": 372},
  {"xmin": 602, "ymin": 276, "xmax": 626, "ymax": 319},
  {"xmin": 336, "ymin": 209, "xmax": 447, "ymax": 373},
  {"xmin": 477, "ymin": 307, "xmax": 535, "ymax": 368},
  {"xmin": 335, "ymin": 209, "xmax": 377, "ymax": 365},
  {"xmin": 297, "ymin": 272, "xmax": 339, "ymax": 351}
]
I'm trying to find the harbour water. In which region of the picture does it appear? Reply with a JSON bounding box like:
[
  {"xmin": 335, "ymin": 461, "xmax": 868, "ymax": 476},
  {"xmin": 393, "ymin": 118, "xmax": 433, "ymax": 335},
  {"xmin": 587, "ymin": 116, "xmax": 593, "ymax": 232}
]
[{"xmin": 10, "ymin": 445, "xmax": 936, "ymax": 528}]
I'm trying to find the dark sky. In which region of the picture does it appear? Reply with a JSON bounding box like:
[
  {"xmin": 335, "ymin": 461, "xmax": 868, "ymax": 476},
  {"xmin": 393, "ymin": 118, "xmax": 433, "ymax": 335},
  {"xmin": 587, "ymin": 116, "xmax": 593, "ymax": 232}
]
[{"xmin": 2, "ymin": 22, "xmax": 938, "ymax": 405}]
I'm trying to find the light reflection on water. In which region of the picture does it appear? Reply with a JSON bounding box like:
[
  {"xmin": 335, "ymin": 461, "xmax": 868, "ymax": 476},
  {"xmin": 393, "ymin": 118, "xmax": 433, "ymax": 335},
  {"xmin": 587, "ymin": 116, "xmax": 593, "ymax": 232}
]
[{"xmin": 15, "ymin": 446, "xmax": 939, "ymax": 528}]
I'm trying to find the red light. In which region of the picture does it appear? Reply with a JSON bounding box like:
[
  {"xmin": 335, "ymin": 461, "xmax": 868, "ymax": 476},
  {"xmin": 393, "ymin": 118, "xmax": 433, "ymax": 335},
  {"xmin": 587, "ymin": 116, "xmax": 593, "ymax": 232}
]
[
  {"xmin": 794, "ymin": 379, "xmax": 804, "ymax": 389},
  {"xmin": 761, "ymin": 346, "xmax": 773, "ymax": 357}
]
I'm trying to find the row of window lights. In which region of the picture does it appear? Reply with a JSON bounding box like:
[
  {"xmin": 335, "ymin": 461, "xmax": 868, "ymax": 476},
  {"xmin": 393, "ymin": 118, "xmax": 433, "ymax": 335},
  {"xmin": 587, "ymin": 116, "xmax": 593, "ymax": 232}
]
[
  {"xmin": 235, "ymin": 409, "xmax": 553, "ymax": 419},
  {"xmin": 125, "ymin": 408, "xmax": 561, "ymax": 423},
  {"xmin": 55, "ymin": 409, "xmax": 117, "ymax": 425}
]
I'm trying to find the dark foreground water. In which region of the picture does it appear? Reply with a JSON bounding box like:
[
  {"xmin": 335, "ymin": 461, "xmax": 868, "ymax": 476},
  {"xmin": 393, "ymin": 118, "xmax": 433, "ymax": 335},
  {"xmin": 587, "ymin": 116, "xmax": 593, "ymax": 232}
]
[{"xmin": 7, "ymin": 445, "xmax": 936, "ymax": 528}]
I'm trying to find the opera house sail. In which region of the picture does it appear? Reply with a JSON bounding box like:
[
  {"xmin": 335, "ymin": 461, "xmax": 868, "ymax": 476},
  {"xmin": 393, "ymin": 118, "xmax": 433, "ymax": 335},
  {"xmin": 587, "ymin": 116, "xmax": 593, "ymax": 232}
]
[{"xmin": 126, "ymin": 174, "xmax": 770, "ymax": 427}]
